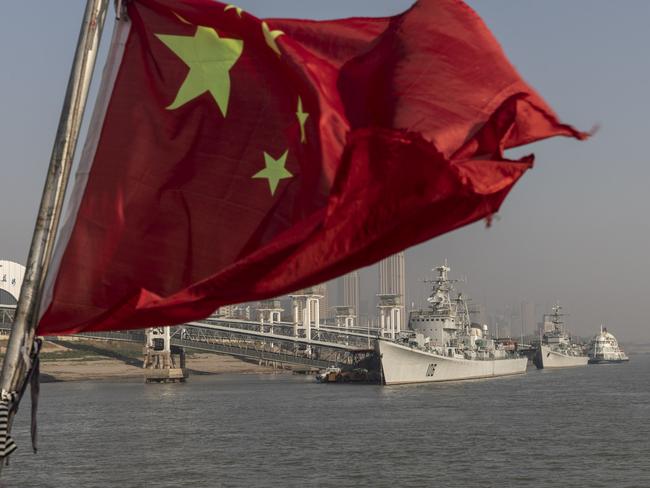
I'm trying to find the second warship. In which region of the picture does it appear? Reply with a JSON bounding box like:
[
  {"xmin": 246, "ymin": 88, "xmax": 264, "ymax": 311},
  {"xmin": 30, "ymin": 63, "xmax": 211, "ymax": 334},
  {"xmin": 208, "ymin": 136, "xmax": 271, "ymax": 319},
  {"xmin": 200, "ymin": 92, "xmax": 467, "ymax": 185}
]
[{"xmin": 533, "ymin": 304, "xmax": 588, "ymax": 369}]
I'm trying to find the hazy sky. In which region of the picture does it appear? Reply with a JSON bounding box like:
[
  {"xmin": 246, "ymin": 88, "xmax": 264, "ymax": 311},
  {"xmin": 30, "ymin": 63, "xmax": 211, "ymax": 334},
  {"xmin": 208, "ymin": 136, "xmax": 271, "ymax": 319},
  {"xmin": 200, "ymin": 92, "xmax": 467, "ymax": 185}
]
[{"xmin": 1, "ymin": 1, "xmax": 648, "ymax": 342}]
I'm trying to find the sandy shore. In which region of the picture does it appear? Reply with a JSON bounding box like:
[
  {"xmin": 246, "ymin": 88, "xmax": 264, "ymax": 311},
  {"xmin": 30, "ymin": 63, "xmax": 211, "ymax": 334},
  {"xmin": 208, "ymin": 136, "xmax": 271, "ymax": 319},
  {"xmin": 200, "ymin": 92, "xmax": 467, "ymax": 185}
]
[
  {"xmin": 39, "ymin": 353, "xmax": 283, "ymax": 382},
  {"xmin": 40, "ymin": 358, "xmax": 145, "ymax": 382},
  {"xmin": 37, "ymin": 353, "xmax": 283, "ymax": 382},
  {"xmin": 2, "ymin": 338, "xmax": 288, "ymax": 382}
]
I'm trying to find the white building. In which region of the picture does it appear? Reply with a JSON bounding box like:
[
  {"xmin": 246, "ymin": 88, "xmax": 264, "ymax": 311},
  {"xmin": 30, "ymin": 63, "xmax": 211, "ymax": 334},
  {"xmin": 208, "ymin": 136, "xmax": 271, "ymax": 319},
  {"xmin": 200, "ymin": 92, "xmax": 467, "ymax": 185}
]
[{"xmin": 0, "ymin": 260, "xmax": 25, "ymax": 306}]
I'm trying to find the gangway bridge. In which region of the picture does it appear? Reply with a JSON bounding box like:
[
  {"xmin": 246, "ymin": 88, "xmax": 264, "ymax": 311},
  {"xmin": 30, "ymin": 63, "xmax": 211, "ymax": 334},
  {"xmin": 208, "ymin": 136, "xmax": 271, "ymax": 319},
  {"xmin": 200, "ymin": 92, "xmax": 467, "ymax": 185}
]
[{"xmin": 0, "ymin": 308, "xmax": 379, "ymax": 370}]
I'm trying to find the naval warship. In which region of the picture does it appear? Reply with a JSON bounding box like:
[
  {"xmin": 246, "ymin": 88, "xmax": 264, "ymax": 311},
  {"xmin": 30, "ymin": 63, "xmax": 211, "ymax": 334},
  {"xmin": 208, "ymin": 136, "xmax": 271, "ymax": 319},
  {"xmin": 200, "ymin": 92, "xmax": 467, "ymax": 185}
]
[
  {"xmin": 377, "ymin": 263, "xmax": 527, "ymax": 385},
  {"xmin": 533, "ymin": 304, "xmax": 588, "ymax": 369}
]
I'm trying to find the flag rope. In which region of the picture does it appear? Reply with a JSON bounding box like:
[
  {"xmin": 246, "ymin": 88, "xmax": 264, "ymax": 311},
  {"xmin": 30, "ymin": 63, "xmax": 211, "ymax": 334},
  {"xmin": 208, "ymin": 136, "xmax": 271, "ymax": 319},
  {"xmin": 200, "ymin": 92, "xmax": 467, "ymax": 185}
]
[{"xmin": 0, "ymin": 391, "xmax": 18, "ymax": 463}]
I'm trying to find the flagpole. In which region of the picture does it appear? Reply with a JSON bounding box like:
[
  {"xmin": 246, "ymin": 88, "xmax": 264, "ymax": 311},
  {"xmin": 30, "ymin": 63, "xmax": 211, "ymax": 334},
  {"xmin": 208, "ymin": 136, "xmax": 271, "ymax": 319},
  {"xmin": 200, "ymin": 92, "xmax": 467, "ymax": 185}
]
[
  {"xmin": 0, "ymin": 0, "xmax": 110, "ymax": 466},
  {"xmin": 39, "ymin": 0, "xmax": 113, "ymax": 293}
]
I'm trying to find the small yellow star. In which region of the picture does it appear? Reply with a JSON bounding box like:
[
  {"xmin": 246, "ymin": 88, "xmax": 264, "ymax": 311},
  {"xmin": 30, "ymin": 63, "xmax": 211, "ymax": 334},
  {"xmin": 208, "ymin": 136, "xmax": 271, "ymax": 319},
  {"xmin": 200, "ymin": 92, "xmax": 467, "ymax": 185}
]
[
  {"xmin": 253, "ymin": 150, "xmax": 293, "ymax": 195},
  {"xmin": 296, "ymin": 97, "xmax": 309, "ymax": 144},
  {"xmin": 224, "ymin": 5, "xmax": 243, "ymax": 17},
  {"xmin": 262, "ymin": 21, "xmax": 284, "ymax": 56}
]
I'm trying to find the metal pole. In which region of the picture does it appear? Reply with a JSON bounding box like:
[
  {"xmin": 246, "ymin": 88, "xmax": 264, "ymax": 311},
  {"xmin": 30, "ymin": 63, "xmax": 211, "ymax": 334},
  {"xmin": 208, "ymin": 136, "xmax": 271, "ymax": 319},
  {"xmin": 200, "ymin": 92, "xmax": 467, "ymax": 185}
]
[
  {"xmin": 40, "ymin": 1, "xmax": 112, "ymax": 293},
  {"xmin": 0, "ymin": 0, "xmax": 110, "ymax": 397}
]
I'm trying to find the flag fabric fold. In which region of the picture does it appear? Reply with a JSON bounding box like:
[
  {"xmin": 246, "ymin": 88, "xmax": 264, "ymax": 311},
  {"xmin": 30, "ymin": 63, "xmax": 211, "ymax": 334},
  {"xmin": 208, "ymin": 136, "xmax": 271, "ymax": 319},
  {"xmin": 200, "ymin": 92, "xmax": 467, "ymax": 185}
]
[{"xmin": 38, "ymin": 0, "xmax": 587, "ymax": 335}]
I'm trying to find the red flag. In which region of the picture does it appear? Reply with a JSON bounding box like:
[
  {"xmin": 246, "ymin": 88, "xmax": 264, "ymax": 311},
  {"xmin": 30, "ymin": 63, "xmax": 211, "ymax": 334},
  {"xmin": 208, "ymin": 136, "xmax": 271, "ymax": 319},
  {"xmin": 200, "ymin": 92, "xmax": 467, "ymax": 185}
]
[{"xmin": 38, "ymin": 0, "xmax": 587, "ymax": 334}]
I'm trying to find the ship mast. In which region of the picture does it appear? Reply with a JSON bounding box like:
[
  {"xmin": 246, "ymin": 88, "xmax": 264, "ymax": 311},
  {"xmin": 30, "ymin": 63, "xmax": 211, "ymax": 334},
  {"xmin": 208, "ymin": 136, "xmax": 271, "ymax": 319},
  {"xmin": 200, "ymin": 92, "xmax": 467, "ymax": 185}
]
[
  {"xmin": 425, "ymin": 262, "xmax": 457, "ymax": 316},
  {"xmin": 548, "ymin": 303, "xmax": 566, "ymax": 334}
]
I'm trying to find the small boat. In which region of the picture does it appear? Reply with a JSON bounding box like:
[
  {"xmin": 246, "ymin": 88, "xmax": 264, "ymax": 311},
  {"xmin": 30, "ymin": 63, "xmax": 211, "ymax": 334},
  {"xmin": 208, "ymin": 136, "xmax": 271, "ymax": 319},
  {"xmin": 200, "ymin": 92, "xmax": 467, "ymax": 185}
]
[
  {"xmin": 316, "ymin": 366, "xmax": 341, "ymax": 383},
  {"xmin": 588, "ymin": 326, "xmax": 629, "ymax": 364}
]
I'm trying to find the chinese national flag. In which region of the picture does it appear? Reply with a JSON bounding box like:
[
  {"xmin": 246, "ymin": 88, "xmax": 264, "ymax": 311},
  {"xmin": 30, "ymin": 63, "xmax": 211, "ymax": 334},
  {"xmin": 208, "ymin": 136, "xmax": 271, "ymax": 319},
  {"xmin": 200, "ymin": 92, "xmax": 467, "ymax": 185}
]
[{"xmin": 38, "ymin": 0, "xmax": 586, "ymax": 334}]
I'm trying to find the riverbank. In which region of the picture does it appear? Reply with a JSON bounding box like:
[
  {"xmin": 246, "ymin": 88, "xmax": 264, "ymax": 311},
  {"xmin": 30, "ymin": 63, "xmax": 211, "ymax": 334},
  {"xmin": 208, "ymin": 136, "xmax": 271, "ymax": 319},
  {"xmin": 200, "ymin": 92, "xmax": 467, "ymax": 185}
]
[
  {"xmin": 1, "ymin": 337, "xmax": 283, "ymax": 382},
  {"xmin": 39, "ymin": 353, "xmax": 282, "ymax": 382}
]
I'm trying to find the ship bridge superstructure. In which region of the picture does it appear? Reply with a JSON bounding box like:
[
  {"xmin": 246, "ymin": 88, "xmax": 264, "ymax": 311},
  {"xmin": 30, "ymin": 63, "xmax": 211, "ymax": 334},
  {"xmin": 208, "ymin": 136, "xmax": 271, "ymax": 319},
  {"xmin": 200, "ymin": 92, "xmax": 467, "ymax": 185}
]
[
  {"xmin": 408, "ymin": 263, "xmax": 465, "ymax": 347},
  {"xmin": 542, "ymin": 303, "xmax": 572, "ymax": 347}
]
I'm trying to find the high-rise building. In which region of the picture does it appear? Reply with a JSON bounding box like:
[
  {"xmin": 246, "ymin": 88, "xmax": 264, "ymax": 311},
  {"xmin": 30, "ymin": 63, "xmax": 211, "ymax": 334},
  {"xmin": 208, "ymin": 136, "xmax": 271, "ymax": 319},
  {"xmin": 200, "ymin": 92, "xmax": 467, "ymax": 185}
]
[
  {"xmin": 314, "ymin": 282, "xmax": 329, "ymax": 320},
  {"xmin": 358, "ymin": 298, "xmax": 371, "ymax": 328},
  {"xmin": 474, "ymin": 303, "xmax": 488, "ymax": 326},
  {"xmin": 520, "ymin": 301, "xmax": 536, "ymax": 339},
  {"xmin": 378, "ymin": 252, "xmax": 406, "ymax": 328},
  {"xmin": 215, "ymin": 304, "xmax": 251, "ymax": 320},
  {"xmin": 337, "ymin": 271, "xmax": 360, "ymax": 323}
]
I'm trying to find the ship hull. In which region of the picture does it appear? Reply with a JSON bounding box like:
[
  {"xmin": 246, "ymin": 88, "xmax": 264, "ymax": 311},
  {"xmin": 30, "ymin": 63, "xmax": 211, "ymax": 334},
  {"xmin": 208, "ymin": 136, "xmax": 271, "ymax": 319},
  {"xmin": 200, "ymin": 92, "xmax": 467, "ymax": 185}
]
[
  {"xmin": 534, "ymin": 344, "xmax": 588, "ymax": 369},
  {"xmin": 377, "ymin": 340, "xmax": 528, "ymax": 385},
  {"xmin": 588, "ymin": 358, "xmax": 629, "ymax": 364}
]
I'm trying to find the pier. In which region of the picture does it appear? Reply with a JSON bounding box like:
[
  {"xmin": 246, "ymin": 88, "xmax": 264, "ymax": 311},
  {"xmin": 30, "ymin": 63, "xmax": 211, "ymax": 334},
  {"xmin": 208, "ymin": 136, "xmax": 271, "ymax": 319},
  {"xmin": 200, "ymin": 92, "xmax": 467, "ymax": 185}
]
[{"xmin": 0, "ymin": 306, "xmax": 378, "ymax": 374}]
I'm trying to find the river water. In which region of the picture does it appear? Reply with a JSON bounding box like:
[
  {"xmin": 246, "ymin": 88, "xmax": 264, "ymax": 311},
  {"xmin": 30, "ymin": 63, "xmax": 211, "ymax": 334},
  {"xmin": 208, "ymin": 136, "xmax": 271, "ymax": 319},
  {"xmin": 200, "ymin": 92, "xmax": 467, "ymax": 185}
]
[{"xmin": 3, "ymin": 355, "xmax": 649, "ymax": 487}]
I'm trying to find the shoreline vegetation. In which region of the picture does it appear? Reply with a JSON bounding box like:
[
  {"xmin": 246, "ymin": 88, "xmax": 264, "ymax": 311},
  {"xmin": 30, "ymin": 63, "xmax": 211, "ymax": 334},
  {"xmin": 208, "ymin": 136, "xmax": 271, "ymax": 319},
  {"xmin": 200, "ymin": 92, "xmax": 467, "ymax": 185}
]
[{"xmin": 0, "ymin": 337, "xmax": 282, "ymax": 382}]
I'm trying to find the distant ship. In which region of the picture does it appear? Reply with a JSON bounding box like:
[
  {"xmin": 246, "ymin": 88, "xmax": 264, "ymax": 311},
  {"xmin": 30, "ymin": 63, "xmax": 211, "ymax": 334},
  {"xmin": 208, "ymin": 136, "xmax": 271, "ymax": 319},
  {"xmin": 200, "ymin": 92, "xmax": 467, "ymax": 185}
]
[
  {"xmin": 588, "ymin": 326, "xmax": 629, "ymax": 364},
  {"xmin": 377, "ymin": 263, "xmax": 527, "ymax": 385},
  {"xmin": 533, "ymin": 304, "xmax": 588, "ymax": 369}
]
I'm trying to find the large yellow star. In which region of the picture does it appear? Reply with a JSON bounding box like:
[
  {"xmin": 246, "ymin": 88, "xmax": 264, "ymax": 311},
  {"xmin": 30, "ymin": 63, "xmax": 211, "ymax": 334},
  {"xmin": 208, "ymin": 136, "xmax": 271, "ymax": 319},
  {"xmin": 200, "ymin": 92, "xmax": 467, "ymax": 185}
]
[
  {"xmin": 156, "ymin": 27, "xmax": 243, "ymax": 116},
  {"xmin": 253, "ymin": 151, "xmax": 293, "ymax": 196},
  {"xmin": 262, "ymin": 21, "xmax": 284, "ymax": 56}
]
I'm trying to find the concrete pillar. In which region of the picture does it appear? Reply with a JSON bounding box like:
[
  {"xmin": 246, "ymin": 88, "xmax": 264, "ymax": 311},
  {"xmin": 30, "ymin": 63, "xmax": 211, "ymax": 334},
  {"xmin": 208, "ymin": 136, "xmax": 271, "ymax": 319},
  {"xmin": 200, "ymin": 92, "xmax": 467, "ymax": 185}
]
[
  {"xmin": 395, "ymin": 308, "xmax": 402, "ymax": 335},
  {"xmin": 293, "ymin": 302, "xmax": 300, "ymax": 324},
  {"xmin": 292, "ymin": 300, "xmax": 299, "ymax": 337},
  {"xmin": 303, "ymin": 306, "xmax": 310, "ymax": 340},
  {"xmin": 389, "ymin": 308, "xmax": 396, "ymax": 339},
  {"xmin": 163, "ymin": 326, "xmax": 171, "ymax": 354},
  {"xmin": 313, "ymin": 298, "xmax": 320, "ymax": 330},
  {"xmin": 143, "ymin": 327, "xmax": 188, "ymax": 383}
]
